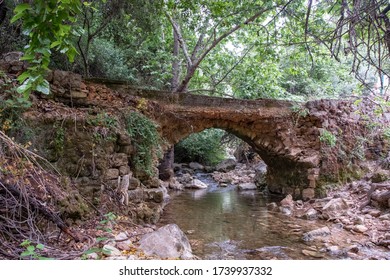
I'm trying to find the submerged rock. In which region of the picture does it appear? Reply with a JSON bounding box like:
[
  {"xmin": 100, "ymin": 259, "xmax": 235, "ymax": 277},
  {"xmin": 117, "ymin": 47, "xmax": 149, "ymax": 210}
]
[{"xmin": 138, "ymin": 224, "xmax": 194, "ymax": 259}]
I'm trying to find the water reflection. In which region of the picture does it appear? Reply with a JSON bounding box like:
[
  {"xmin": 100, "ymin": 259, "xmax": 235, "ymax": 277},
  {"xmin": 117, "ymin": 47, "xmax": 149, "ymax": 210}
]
[{"xmin": 159, "ymin": 173, "xmax": 390, "ymax": 260}]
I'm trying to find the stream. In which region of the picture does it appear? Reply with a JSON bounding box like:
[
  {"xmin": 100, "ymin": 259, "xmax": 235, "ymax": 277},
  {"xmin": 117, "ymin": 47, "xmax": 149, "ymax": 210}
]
[{"xmin": 158, "ymin": 172, "xmax": 390, "ymax": 260}]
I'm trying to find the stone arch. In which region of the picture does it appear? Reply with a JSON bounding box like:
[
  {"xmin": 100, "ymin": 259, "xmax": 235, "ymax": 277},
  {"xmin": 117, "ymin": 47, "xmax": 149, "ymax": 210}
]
[{"xmin": 156, "ymin": 113, "xmax": 319, "ymax": 199}]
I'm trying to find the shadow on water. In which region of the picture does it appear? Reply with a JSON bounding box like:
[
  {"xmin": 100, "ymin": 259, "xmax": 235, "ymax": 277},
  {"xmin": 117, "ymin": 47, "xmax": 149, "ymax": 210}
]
[{"xmin": 158, "ymin": 173, "xmax": 390, "ymax": 260}]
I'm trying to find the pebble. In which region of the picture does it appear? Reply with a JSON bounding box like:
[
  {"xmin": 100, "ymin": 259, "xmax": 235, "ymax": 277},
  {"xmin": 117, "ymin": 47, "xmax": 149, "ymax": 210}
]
[
  {"xmin": 352, "ymin": 216, "xmax": 365, "ymax": 225},
  {"xmin": 379, "ymin": 214, "xmax": 390, "ymax": 220},
  {"xmin": 304, "ymin": 208, "xmax": 318, "ymax": 220},
  {"xmin": 368, "ymin": 210, "xmax": 382, "ymax": 218},
  {"xmin": 353, "ymin": 225, "xmax": 368, "ymax": 233},
  {"xmin": 279, "ymin": 206, "xmax": 292, "ymax": 216},
  {"xmin": 327, "ymin": 246, "xmax": 341, "ymax": 255},
  {"xmin": 301, "ymin": 249, "xmax": 323, "ymax": 258},
  {"xmin": 102, "ymin": 244, "xmax": 122, "ymax": 257}
]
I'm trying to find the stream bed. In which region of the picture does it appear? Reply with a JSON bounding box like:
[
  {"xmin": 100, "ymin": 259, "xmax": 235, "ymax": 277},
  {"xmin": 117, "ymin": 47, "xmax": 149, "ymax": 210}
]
[{"xmin": 158, "ymin": 173, "xmax": 390, "ymax": 260}]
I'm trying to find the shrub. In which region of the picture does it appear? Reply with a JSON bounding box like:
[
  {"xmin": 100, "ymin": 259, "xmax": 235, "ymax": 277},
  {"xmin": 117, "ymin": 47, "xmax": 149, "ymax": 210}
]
[
  {"xmin": 125, "ymin": 111, "xmax": 162, "ymax": 177},
  {"xmin": 175, "ymin": 129, "xmax": 226, "ymax": 166}
]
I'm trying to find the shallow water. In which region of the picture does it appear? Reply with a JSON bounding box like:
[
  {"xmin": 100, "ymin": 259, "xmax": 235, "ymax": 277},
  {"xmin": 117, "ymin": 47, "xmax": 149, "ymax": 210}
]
[{"xmin": 158, "ymin": 173, "xmax": 390, "ymax": 260}]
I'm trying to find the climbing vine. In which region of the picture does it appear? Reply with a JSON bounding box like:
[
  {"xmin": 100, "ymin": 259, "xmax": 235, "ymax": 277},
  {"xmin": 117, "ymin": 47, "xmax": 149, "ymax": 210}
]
[{"xmin": 125, "ymin": 112, "xmax": 162, "ymax": 177}]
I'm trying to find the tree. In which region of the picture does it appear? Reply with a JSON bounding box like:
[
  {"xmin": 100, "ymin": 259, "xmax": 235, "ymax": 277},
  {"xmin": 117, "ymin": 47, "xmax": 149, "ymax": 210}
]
[{"xmin": 11, "ymin": 0, "xmax": 81, "ymax": 97}]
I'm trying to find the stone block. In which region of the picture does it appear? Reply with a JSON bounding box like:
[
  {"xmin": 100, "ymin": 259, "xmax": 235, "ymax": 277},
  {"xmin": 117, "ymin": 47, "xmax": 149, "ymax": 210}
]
[
  {"xmin": 129, "ymin": 177, "xmax": 141, "ymax": 190},
  {"xmin": 119, "ymin": 165, "xmax": 131, "ymax": 176},
  {"xmin": 302, "ymin": 188, "xmax": 315, "ymax": 201},
  {"xmin": 111, "ymin": 153, "xmax": 128, "ymax": 167},
  {"xmin": 105, "ymin": 168, "xmax": 119, "ymax": 180}
]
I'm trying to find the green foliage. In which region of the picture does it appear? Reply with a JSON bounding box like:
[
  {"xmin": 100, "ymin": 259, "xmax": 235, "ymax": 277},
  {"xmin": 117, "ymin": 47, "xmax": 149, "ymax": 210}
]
[
  {"xmin": 0, "ymin": 72, "xmax": 31, "ymax": 133},
  {"xmin": 175, "ymin": 129, "xmax": 226, "ymax": 166},
  {"xmin": 11, "ymin": 0, "xmax": 82, "ymax": 98},
  {"xmin": 20, "ymin": 240, "xmax": 53, "ymax": 260},
  {"xmin": 88, "ymin": 38, "xmax": 135, "ymax": 81},
  {"xmin": 125, "ymin": 111, "xmax": 162, "ymax": 176},
  {"xmin": 319, "ymin": 129, "xmax": 337, "ymax": 147},
  {"xmin": 86, "ymin": 112, "xmax": 117, "ymax": 128},
  {"xmin": 52, "ymin": 124, "xmax": 65, "ymax": 156},
  {"xmin": 81, "ymin": 212, "xmax": 117, "ymax": 260}
]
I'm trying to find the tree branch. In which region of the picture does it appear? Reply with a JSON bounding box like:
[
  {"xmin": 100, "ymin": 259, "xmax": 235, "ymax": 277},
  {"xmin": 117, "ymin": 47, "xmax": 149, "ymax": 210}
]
[
  {"xmin": 165, "ymin": 11, "xmax": 193, "ymax": 68},
  {"xmin": 177, "ymin": 8, "xmax": 272, "ymax": 92}
]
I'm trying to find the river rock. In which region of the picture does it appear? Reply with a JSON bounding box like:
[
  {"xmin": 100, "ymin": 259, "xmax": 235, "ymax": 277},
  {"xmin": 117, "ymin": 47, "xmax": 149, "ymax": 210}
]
[
  {"xmin": 352, "ymin": 216, "xmax": 365, "ymax": 225},
  {"xmin": 353, "ymin": 225, "xmax": 368, "ymax": 233},
  {"xmin": 254, "ymin": 162, "xmax": 267, "ymax": 188},
  {"xmin": 280, "ymin": 194, "xmax": 294, "ymax": 207},
  {"xmin": 115, "ymin": 232, "xmax": 132, "ymax": 251},
  {"xmin": 302, "ymin": 226, "xmax": 331, "ymax": 242},
  {"xmin": 169, "ymin": 177, "xmax": 184, "ymax": 190},
  {"xmin": 186, "ymin": 178, "xmax": 208, "ymax": 189},
  {"xmin": 102, "ymin": 244, "xmax": 121, "ymax": 257},
  {"xmin": 215, "ymin": 159, "xmax": 237, "ymax": 172},
  {"xmin": 176, "ymin": 173, "xmax": 193, "ymax": 184},
  {"xmin": 301, "ymin": 249, "xmax": 322, "ymax": 258},
  {"xmin": 138, "ymin": 224, "xmax": 194, "ymax": 259},
  {"xmin": 379, "ymin": 214, "xmax": 390, "ymax": 220},
  {"xmin": 279, "ymin": 206, "xmax": 293, "ymax": 216},
  {"xmin": 321, "ymin": 198, "xmax": 349, "ymax": 218},
  {"xmin": 326, "ymin": 245, "xmax": 341, "ymax": 255},
  {"xmin": 189, "ymin": 162, "xmax": 204, "ymax": 171},
  {"xmin": 238, "ymin": 182, "xmax": 257, "ymax": 191},
  {"xmin": 304, "ymin": 208, "xmax": 318, "ymax": 220}
]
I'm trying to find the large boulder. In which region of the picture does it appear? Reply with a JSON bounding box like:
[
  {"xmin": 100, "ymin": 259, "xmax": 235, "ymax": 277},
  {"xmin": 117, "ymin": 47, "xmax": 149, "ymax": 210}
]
[
  {"xmin": 138, "ymin": 224, "xmax": 194, "ymax": 259},
  {"xmin": 215, "ymin": 159, "xmax": 237, "ymax": 172},
  {"xmin": 186, "ymin": 178, "xmax": 208, "ymax": 189}
]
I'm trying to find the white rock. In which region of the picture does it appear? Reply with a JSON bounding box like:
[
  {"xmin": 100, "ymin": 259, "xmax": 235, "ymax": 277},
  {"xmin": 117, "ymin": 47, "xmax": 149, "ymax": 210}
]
[
  {"xmin": 102, "ymin": 244, "xmax": 121, "ymax": 257},
  {"xmin": 237, "ymin": 182, "xmax": 257, "ymax": 190},
  {"xmin": 353, "ymin": 225, "xmax": 368, "ymax": 233},
  {"xmin": 327, "ymin": 246, "xmax": 340, "ymax": 254},
  {"xmin": 115, "ymin": 232, "xmax": 132, "ymax": 251},
  {"xmin": 304, "ymin": 208, "xmax": 318, "ymax": 220},
  {"xmin": 86, "ymin": 252, "xmax": 99, "ymax": 260},
  {"xmin": 279, "ymin": 206, "xmax": 292, "ymax": 216},
  {"xmin": 138, "ymin": 224, "xmax": 194, "ymax": 259},
  {"xmin": 186, "ymin": 178, "xmax": 208, "ymax": 189}
]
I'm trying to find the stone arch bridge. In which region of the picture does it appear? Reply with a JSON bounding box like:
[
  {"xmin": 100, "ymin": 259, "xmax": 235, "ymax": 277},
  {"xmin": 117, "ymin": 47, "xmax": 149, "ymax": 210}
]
[{"xmin": 109, "ymin": 83, "xmax": 386, "ymax": 200}]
